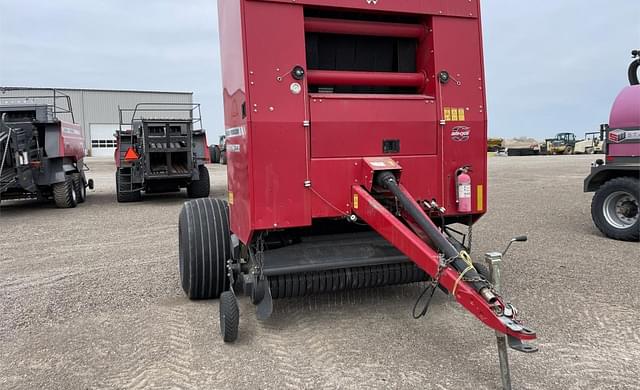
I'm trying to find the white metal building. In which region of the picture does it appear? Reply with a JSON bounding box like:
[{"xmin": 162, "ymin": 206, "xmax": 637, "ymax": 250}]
[{"xmin": 0, "ymin": 87, "xmax": 193, "ymax": 156}]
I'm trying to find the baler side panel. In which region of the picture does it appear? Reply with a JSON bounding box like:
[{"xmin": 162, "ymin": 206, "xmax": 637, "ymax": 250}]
[
  {"xmin": 219, "ymin": 0, "xmax": 252, "ymax": 243},
  {"xmin": 431, "ymin": 16, "xmax": 488, "ymax": 215},
  {"xmin": 243, "ymin": 1, "xmax": 312, "ymax": 230}
]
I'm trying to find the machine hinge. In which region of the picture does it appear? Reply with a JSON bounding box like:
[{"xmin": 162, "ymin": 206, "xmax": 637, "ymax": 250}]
[
  {"xmin": 304, "ymin": 180, "xmax": 311, "ymax": 187},
  {"xmin": 303, "ymin": 120, "xmax": 310, "ymax": 127}
]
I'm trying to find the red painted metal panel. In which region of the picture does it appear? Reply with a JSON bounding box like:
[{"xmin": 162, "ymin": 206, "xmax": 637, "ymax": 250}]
[
  {"xmin": 430, "ymin": 16, "xmax": 488, "ymax": 215},
  {"xmin": 608, "ymin": 143, "xmax": 640, "ymax": 157},
  {"xmin": 220, "ymin": 0, "xmax": 488, "ymax": 239},
  {"xmin": 59, "ymin": 121, "xmax": 85, "ymax": 161},
  {"xmin": 218, "ymin": 0, "xmax": 252, "ymax": 242},
  {"xmin": 304, "ymin": 17, "xmax": 425, "ymax": 39},
  {"xmin": 353, "ymin": 184, "xmax": 536, "ymax": 341},
  {"xmin": 309, "ymin": 156, "xmax": 442, "ymax": 218},
  {"xmin": 242, "ymin": 1, "xmax": 312, "ymax": 230},
  {"xmin": 309, "ymin": 94, "xmax": 438, "ymax": 158},
  {"xmin": 307, "ymin": 70, "xmax": 426, "ymax": 88},
  {"xmin": 252, "ymin": 0, "xmax": 479, "ymax": 18}
]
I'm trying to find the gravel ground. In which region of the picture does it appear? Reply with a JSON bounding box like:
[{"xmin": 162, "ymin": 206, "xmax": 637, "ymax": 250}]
[{"xmin": 1, "ymin": 155, "xmax": 638, "ymax": 390}]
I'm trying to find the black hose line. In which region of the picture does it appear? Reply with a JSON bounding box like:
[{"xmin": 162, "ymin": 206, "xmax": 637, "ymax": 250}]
[
  {"xmin": 629, "ymin": 57, "xmax": 640, "ymax": 86},
  {"xmin": 376, "ymin": 171, "xmax": 488, "ymax": 294}
]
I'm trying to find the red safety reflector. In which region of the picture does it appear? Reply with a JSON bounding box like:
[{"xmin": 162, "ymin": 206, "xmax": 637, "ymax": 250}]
[{"xmin": 124, "ymin": 147, "xmax": 139, "ymax": 161}]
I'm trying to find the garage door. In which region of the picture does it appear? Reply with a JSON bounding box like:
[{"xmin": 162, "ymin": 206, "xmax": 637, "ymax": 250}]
[{"xmin": 89, "ymin": 124, "xmax": 123, "ymax": 157}]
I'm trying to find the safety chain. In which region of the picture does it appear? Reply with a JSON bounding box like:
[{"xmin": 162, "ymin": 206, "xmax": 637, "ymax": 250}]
[{"xmin": 412, "ymin": 253, "xmax": 458, "ymax": 319}]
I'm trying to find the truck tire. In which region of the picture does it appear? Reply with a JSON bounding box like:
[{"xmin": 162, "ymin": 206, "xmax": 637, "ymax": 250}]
[
  {"xmin": 72, "ymin": 173, "xmax": 86, "ymax": 203},
  {"xmin": 565, "ymin": 146, "xmax": 573, "ymax": 155},
  {"xmin": 591, "ymin": 177, "xmax": 639, "ymax": 241},
  {"xmin": 52, "ymin": 175, "xmax": 78, "ymax": 209},
  {"xmin": 178, "ymin": 198, "xmax": 231, "ymax": 299},
  {"xmin": 116, "ymin": 171, "xmax": 142, "ymax": 203},
  {"xmin": 187, "ymin": 165, "xmax": 210, "ymax": 198}
]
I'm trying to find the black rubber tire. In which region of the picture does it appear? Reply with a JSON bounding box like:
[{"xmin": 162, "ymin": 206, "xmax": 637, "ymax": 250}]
[
  {"xmin": 116, "ymin": 171, "xmax": 142, "ymax": 203},
  {"xmin": 591, "ymin": 177, "xmax": 639, "ymax": 241},
  {"xmin": 473, "ymin": 262, "xmax": 491, "ymax": 281},
  {"xmin": 219, "ymin": 291, "xmax": 239, "ymax": 342},
  {"xmin": 564, "ymin": 146, "xmax": 573, "ymax": 155},
  {"xmin": 187, "ymin": 165, "xmax": 210, "ymax": 198},
  {"xmin": 72, "ymin": 173, "xmax": 86, "ymax": 203},
  {"xmin": 52, "ymin": 175, "xmax": 78, "ymax": 208},
  {"xmin": 629, "ymin": 58, "xmax": 639, "ymax": 86},
  {"xmin": 178, "ymin": 198, "xmax": 231, "ymax": 299}
]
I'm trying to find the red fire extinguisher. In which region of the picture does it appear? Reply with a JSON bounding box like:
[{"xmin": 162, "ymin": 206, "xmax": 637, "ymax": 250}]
[{"xmin": 456, "ymin": 166, "xmax": 472, "ymax": 213}]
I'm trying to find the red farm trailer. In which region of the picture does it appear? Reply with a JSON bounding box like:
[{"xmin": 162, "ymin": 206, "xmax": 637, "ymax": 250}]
[{"xmin": 178, "ymin": 0, "xmax": 537, "ymax": 384}]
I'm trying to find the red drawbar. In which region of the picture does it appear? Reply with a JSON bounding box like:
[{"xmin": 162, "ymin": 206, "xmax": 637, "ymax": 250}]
[{"xmin": 352, "ymin": 184, "xmax": 536, "ymax": 342}]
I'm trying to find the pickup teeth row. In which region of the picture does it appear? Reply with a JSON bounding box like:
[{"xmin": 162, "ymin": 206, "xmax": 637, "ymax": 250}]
[{"xmin": 268, "ymin": 262, "xmax": 429, "ymax": 299}]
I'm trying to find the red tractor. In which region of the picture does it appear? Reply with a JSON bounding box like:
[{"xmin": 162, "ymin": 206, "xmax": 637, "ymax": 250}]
[
  {"xmin": 0, "ymin": 89, "xmax": 93, "ymax": 208},
  {"xmin": 178, "ymin": 0, "xmax": 537, "ymax": 384}
]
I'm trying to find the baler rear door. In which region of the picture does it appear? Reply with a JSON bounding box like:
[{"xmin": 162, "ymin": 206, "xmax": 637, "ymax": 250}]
[{"xmin": 309, "ymin": 94, "xmax": 437, "ymax": 158}]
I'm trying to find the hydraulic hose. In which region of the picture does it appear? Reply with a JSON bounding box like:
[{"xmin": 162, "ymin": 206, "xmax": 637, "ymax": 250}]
[
  {"xmin": 376, "ymin": 171, "xmax": 492, "ymax": 298},
  {"xmin": 629, "ymin": 50, "xmax": 640, "ymax": 86}
]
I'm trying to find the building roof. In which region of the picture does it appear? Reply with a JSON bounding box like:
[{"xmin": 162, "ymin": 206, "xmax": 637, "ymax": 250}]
[{"xmin": 1, "ymin": 86, "xmax": 193, "ymax": 95}]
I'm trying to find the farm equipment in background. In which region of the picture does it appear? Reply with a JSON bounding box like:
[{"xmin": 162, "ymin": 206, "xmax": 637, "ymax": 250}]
[
  {"xmin": 584, "ymin": 51, "xmax": 640, "ymax": 241},
  {"xmin": 0, "ymin": 89, "xmax": 93, "ymax": 208},
  {"xmin": 114, "ymin": 103, "xmax": 210, "ymax": 202},
  {"xmin": 574, "ymin": 130, "xmax": 605, "ymax": 154},
  {"xmin": 547, "ymin": 132, "xmax": 577, "ymax": 155},
  {"xmin": 506, "ymin": 141, "xmax": 542, "ymax": 156},
  {"xmin": 209, "ymin": 135, "xmax": 227, "ymax": 164},
  {"xmin": 488, "ymin": 137, "xmax": 505, "ymax": 152},
  {"xmin": 178, "ymin": 0, "xmax": 537, "ymax": 386}
]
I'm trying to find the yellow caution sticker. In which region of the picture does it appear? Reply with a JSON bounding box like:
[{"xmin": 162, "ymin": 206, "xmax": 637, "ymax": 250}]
[
  {"xmin": 476, "ymin": 185, "xmax": 484, "ymax": 212},
  {"xmin": 228, "ymin": 191, "xmax": 234, "ymax": 205},
  {"xmin": 458, "ymin": 108, "xmax": 466, "ymax": 121},
  {"xmin": 444, "ymin": 107, "xmax": 452, "ymax": 121},
  {"xmin": 451, "ymin": 108, "xmax": 459, "ymax": 121},
  {"xmin": 353, "ymin": 193, "xmax": 359, "ymax": 209}
]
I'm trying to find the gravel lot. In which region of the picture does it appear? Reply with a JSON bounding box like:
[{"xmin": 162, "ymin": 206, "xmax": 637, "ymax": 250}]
[{"xmin": 1, "ymin": 155, "xmax": 638, "ymax": 390}]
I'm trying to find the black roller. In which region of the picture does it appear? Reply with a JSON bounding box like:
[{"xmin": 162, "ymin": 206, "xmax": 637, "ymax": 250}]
[{"xmin": 269, "ymin": 262, "xmax": 429, "ymax": 299}]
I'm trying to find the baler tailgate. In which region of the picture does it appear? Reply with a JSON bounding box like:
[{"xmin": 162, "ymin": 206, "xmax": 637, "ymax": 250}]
[{"xmin": 352, "ymin": 184, "xmax": 537, "ymax": 342}]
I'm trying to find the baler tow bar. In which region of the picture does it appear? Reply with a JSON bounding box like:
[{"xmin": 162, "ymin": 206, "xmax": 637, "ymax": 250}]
[{"xmin": 352, "ymin": 170, "xmax": 537, "ymax": 388}]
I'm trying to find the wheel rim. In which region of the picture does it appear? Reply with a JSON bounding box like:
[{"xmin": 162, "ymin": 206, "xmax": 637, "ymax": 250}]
[{"xmin": 603, "ymin": 191, "xmax": 639, "ymax": 229}]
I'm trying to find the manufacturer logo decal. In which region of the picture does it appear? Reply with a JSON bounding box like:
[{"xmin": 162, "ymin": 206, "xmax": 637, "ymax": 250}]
[
  {"xmin": 451, "ymin": 126, "xmax": 471, "ymax": 142},
  {"xmin": 609, "ymin": 130, "xmax": 640, "ymax": 143}
]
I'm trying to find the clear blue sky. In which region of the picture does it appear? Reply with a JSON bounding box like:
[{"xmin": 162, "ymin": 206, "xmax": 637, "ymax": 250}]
[{"xmin": 1, "ymin": 0, "xmax": 638, "ymax": 140}]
